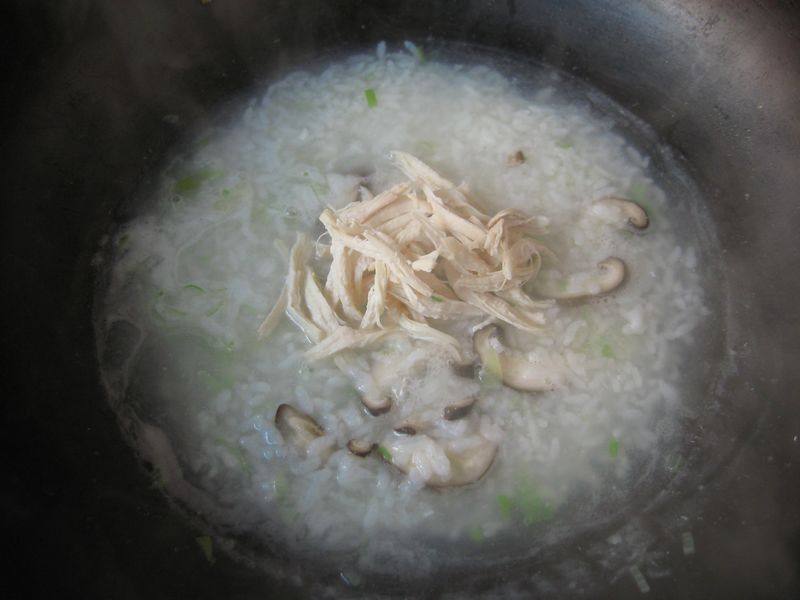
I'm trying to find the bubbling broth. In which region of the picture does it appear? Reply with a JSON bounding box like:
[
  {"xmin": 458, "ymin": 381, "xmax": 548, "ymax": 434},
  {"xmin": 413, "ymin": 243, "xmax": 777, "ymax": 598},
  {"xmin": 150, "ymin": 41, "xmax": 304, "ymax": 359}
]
[{"xmin": 95, "ymin": 43, "xmax": 713, "ymax": 579}]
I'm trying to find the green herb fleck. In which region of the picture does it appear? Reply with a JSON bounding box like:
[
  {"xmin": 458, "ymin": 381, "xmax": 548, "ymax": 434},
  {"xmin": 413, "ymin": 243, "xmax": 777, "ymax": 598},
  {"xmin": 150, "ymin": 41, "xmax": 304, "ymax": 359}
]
[
  {"xmin": 497, "ymin": 480, "xmax": 555, "ymax": 525},
  {"xmin": 174, "ymin": 167, "xmax": 223, "ymax": 196},
  {"xmin": 377, "ymin": 446, "xmax": 392, "ymax": 461},
  {"xmin": 239, "ymin": 303, "xmax": 260, "ymax": 316},
  {"xmin": 309, "ymin": 181, "xmax": 329, "ymax": 202},
  {"xmin": 275, "ymin": 472, "xmax": 290, "ymax": 500},
  {"xmin": 601, "ymin": 343, "xmax": 615, "ymax": 358},
  {"xmin": 197, "ymin": 369, "xmax": 234, "ymax": 394},
  {"xmin": 609, "ymin": 436, "xmax": 620, "ymax": 458},
  {"xmin": 556, "ymin": 139, "xmax": 573, "ymax": 149},
  {"xmin": 214, "ymin": 190, "xmax": 238, "ymax": 212},
  {"xmin": 150, "ymin": 467, "xmax": 166, "ymax": 490},
  {"xmin": 468, "ymin": 525, "xmax": 485, "ymax": 542},
  {"xmin": 364, "ymin": 88, "xmax": 378, "ymax": 108},
  {"xmin": 213, "ymin": 437, "xmax": 252, "ymax": 475},
  {"xmin": 515, "ymin": 480, "xmax": 554, "ymax": 525},
  {"xmin": 681, "ymin": 531, "xmax": 696, "ymax": 556},
  {"xmin": 195, "ymin": 536, "xmax": 215, "ymax": 564},
  {"xmin": 183, "ymin": 283, "xmax": 206, "ymax": 294},
  {"xmin": 417, "ymin": 140, "xmax": 436, "ymax": 155},
  {"xmin": 430, "ymin": 295, "xmax": 444, "ymax": 303},
  {"xmin": 497, "ymin": 494, "xmax": 514, "ymax": 520},
  {"xmin": 405, "ymin": 42, "xmax": 426, "ymax": 62},
  {"xmin": 666, "ymin": 453, "xmax": 684, "ymax": 472},
  {"xmin": 205, "ymin": 299, "xmax": 225, "ymax": 317}
]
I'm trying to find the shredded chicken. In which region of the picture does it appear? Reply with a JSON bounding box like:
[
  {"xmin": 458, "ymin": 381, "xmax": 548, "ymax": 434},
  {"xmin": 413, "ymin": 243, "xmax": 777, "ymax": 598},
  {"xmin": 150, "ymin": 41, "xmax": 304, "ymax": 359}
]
[
  {"xmin": 259, "ymin": 152, "xmax": 553, "ymax": 359},
  {"xmin": 257, "ymin": 284, "xmax": 287, "ymax": 339}
]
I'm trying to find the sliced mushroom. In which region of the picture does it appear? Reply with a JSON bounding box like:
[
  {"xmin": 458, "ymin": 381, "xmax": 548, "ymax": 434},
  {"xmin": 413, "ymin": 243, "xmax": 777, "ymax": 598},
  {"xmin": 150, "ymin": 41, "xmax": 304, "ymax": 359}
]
[
  {"xmin": 592, "ymin": 196, "xmax": 649, "ymax": 230},
  {"xmin": 443, "ymin": 396, "xmax": 477, "ymax": 421},
  {"xmin": 381, "ymin": 434, "xmax": 498, "ymax": 488},
  {"xmin": 429, "ymin": 437, "xmax": 498, "ymax": 488},
  {"xmin": 473, "ymin": 325, "xmax": 564, "ymax": 392},
  {"xmin": 275, "ymin": 404, "xmax": 325, "ymax": 453},
  {"xmin": 393, "ymin": 424, "xmax": 418, "ymax": 435},
  {"xmin": 393, "ymin": 410, "xmax": 442, "ymax": 436},
  {"xmin": 346, "ymin": 439, "xmax": 375, "ymax": 457},
  {"xmin": 532, "ymin": 257, "xmax": 626, "ymax": 301},
  {"xmin": 360, "ymin": 389, "xmax": 392, "ymax": 416},
  {"xmin": 507, "ymin": 150, "xmax": 526, "ymax": 166},
  {"xmin": 335, "ymin": 355, "xmax": 394, "ymax": 416}
]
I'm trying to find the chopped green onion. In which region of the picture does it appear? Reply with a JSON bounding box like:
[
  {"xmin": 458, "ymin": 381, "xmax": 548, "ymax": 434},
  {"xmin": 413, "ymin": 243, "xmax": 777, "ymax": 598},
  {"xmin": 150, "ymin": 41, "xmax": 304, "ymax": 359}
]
[
  {"xmin": 150, "ymin": 467, "xmax": 166, "ymax": 490},
  {"xmin": 364, "ymin": 88, "xmax": 378, "ymax": 108},
  {"xmin": 497, "ymin": 479, "xmax": 556, "ymax": 525},
  {"xmin": 205, "ymin": 299, "xmax": 225, "ymax": 317},
  {"xmin": 339, "ymin": 570, "xmax": 362, "ymax": 587},
  {"xmin": 213, "ymin": 193, "xmax": 237, "ymax": 212},
  {"xmin": 609, "ymin": 436, "xmax": 620, "ymax": 458},
  {"xmin": 197, "ymin": 369, "xmax": 234, "ymax": 394},
  {"xmin": 174, "ymin": 167, "xmax": 223, "ymax": 196},
  {"xmin": 307, "ymin": 181, "xmax": 329, "ymax": 204},
  {"xmin": 629, "ymin": 565, "xmax": 650, "ymax": 594},
  {"xmin": 666, "ymin": 453, "xmax": 684, "ymax": 472},
  {"xmin": 417, "ymin": 140, "xmax": 436, "ymax": 155},
  {"xmin": 556, "ymin": 139, "xmax": 573, "ymax": 149},
  {"xmin": 240, "ymin": 303, "xmax": 260, "ymax": 316},
  {"xmin": 195, "ymin": 536, "xmax": 215, "ymax": 565},
  {"xmin": 601, "ymin": 343, "xmax": 615, "ymax": 358},
  {"xmin": 497, "ymin": 494, "xmax": 514, "ymax": 519},
  {"xmin": 213, "ymin": 437, "xmax": 252, "ymax": 475},
  {"xmin": 404, "ymin": 40, "xmax": 425, "ymax": 62},
  {"xmin": 183, "ymin": 283, "xmax": 207, "ymax": 294},
  {"xmin": 468, "ymin": 525, "xmax": 485, "ymax": 542},
  {"xmin": 514, "ymin": 480, "xmax": 554, "ymax": 525},
  {"xmin": 430, "ymin": 295, "xmax": 444, "ymax": 303},
  {"xmin": 377, "ymin": 446, "xmax": 392, "ymax": 461},
  {"xmin": 681, "ymin": 531, "xmax": 695, "ymax": 556},
  {"xmin": 274, "ymin": 472, "xmax": 290, "ymax": 501}
]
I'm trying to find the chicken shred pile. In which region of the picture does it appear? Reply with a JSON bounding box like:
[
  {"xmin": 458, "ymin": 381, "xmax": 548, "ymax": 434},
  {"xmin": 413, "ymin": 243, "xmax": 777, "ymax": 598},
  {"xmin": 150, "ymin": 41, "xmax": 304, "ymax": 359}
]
[{"xmin": 258, "ymin": 151, "xmax": 553, "ymax": 361}]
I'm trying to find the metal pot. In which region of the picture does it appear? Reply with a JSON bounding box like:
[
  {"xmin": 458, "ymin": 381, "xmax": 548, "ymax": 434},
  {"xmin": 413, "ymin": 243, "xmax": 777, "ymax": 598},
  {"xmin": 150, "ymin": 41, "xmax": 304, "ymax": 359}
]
[{"xmin": 4, "ymin": 1, "xmax": 799, "ymax": 598}]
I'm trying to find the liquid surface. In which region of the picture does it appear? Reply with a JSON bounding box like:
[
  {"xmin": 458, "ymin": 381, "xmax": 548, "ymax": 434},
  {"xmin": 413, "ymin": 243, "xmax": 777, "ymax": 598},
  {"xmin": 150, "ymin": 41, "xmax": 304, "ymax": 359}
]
[{"xmin": 95, "ymin": 43, "xmax": 718, "ymax": 591}]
